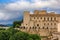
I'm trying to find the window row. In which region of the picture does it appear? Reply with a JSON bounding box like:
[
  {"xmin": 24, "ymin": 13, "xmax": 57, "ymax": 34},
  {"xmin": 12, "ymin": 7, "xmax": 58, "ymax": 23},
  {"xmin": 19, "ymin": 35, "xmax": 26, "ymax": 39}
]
[
  {"xmin": 32, "ymin": 17, "xmax": 57, "ymax": 21},
  {"xmin": 20, "ymin": 26, "xmax": 50, "ymax": 29},
  {"xmin": 36, "ymin": 23, "xmax": 56, "ymax": 26},
  {"xmin": 44, "ymin": 23, "xmax": 56, "ymax": 25}
]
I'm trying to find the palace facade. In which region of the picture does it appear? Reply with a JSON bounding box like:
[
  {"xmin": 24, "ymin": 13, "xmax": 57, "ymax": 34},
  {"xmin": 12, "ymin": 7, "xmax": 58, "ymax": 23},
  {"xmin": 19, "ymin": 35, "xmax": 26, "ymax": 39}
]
[{"xmin": 20, "ymin": 10, "xmax": 60, "ymax": 37}]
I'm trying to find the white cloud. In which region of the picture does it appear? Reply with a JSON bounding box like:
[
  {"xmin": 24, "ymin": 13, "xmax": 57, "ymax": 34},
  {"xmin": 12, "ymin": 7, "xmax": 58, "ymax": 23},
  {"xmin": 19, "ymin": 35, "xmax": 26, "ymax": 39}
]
[
  {"xmin": 0, "ymin": 0, "xmax": 60, "ymax": 21},
  {"xmin": 0, "ymin": 12, "xmax": 5, "ymax": 20},
  {"xmin": 5, "ymin": 1, "xmax": 30, "ymax": 10},
  {"xmin": 5, "ymin": 0, "xmax": 60, "ymax": 10},
  {"xmin": 0, "ymin": 11, "xmax": 21, "ymax": 20},
  {"xmin": 0, "ymin": 0, "xmax": 60, "ymax": 24},
  {"xmin": 1, "ymin": 0, "xmax": 60, "ymax": 20}
]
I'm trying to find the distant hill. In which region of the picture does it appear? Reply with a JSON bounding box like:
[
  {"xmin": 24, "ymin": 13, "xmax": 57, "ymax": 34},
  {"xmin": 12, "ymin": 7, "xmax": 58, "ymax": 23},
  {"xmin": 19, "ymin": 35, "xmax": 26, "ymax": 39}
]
[
  {"xmin": 0, "ymin": 24, "xmax": 8, "ymax": 27},
  {"xmin": 0, "ymin": 24, "xmax": 13, "ymax": 27},
  {"xmin": 6, "ymin": 24, "xmax": 13, "ymax": 27}
]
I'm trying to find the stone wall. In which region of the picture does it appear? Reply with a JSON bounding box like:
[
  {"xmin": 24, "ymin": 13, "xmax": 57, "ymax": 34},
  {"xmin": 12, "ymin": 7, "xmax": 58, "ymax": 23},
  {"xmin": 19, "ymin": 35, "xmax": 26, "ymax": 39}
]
[{"xmin": 21, "ymin": 10, "xmax": 60, "ymax": 38}]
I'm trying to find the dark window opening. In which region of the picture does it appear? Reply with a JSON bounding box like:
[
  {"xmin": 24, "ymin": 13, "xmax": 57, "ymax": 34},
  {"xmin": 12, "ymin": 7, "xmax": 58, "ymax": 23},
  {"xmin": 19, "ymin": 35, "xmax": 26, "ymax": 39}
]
[
  {"xmin": 44, "ymin": 23, "xmax": 45, "ymax": 25},
  {"xmin": 47, "ymin": 17, "xmax": 49, "ymax": 21},
  {"xmin": 41, "ymin": 17, "xmax": 42, "ymax": 19},
  {"xmin": 23, "ymin": 27, "xmax": 25, "ymax": 29},
  {"xmin": 26, "ymin": 24, "xmax": 27, "ymax": 25},
  {"xmin": 54, "ymin": 23, "xmax": 56, "ymax": 25},
  {"xmin": 32, "ymin": 27, "xmax": 34, "ymax": 29},
  {"xmin": 51, "ymin": 17, "xmax": 52, "ymax": 21},
  {"xmin": 54, "ymin": 17, "xmax": 56, "ymax": 20},
  {"xmin": 43, "ymin": 27, "xmax": 44, "ymax": 29},
  {"xmin": 48, "ymin": 23, "xmax": 49, "ymax": 25},
  {"xmin": 37, "ymin": 17, "xmax": 39, "ymax": 19},
  {"xmin": 37, "ymin": 24, "xmax": 39, "ymax": 26},
  {"xmin": 47, "ymin": 27, "xmax": 48, "ymax": 29},
  {"xmin": 51, "ymin": 23, "xmax": 52, "ymax": 25},
  {"xmin": 30, "ymin": 27, "xmax": 31, "ymax": 29}
]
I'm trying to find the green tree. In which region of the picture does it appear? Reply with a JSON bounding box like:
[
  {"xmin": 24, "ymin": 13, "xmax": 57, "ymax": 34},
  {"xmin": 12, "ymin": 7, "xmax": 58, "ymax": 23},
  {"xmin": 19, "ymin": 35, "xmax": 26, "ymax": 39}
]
[
  {"xmin": 13, "ymin": 20, "xmax": 23, "ymax": 28},
  {"xmin": 0, "ymin": 28, "xmax": 5, "ymax": 30},
  {"xmin": 0, "ymin": 30, "xmax": 10, "ymax": 40},
  {"xmin": 9, "ymin": 32, "xmax": 30, "ymax": 40},
  {"xmin": 15, "ymin": 24, "xmax": 20, "ymax": 28},
  {"xmin": 9, "ymin": 32, "xmax": 41, "ymax": 40},
  {"xmin": 6, "ymin": 27, "xmax": 20, "ymax": 35},
  {"xmin": 0, "ymin": 27, "xmax": 41, "ymax": 40},
  {"xmin": 29, "ymin": 34, "xmax": 41, "ymax": 40}
]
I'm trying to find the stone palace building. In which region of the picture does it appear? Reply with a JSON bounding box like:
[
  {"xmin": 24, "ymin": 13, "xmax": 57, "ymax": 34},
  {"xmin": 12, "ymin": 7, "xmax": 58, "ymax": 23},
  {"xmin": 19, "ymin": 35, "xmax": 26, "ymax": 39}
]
[{"xmin": 20, "ymin": 10, "xmax": 60, "ymax": 40}]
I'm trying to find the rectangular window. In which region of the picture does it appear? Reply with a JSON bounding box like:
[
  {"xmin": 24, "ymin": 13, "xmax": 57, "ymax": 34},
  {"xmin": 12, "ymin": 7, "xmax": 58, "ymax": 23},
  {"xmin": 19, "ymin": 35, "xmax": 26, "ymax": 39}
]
[
  {"xmin": 51, "ymin": 17, "xmax": 52, "ymax": 21},
  {"xmin": 54, "ymin": 17, "xmax": 56, "ymax": 21},
  {"xmin": 47, "ymin": 17, "xmax": 49, "ymax": 21}
]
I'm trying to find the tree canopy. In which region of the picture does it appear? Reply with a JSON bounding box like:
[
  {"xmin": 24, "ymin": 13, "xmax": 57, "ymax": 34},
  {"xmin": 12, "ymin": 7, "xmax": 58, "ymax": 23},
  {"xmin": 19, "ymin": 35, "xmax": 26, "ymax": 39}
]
[
  {"xmin": 13, "ymin": 20, "xmax": 23, "ymax": 28},
  {"xmin": 0, "ymin": 27, "xmax": 41, "ymax": 40}
]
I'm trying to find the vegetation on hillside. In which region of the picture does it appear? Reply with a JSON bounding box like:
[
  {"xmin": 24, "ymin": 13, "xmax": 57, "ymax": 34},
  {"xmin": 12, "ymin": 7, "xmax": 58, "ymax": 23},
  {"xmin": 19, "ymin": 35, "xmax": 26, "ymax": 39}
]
[{"xmin": 0, "ymin": 27, "xmax": 41, "ymax": 40}]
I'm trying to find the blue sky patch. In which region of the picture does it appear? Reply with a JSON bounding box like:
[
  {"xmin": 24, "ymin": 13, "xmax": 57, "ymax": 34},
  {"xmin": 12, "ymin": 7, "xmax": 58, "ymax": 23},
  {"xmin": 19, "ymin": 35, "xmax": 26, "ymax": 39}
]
[{"xmin": 0, "ymin": 0, "xmax": 60, "ymax": 24}]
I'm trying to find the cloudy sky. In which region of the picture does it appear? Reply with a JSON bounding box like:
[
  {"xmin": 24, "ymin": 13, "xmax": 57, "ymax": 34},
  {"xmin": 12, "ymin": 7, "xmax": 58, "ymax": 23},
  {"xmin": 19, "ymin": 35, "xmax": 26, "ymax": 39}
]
[{"xmin": 0, "ymin": 0, "xmax": 60, "ymax": 24}]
